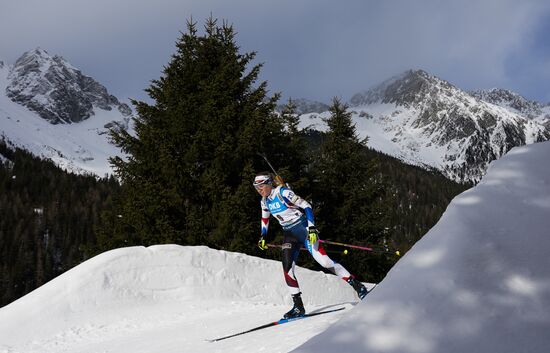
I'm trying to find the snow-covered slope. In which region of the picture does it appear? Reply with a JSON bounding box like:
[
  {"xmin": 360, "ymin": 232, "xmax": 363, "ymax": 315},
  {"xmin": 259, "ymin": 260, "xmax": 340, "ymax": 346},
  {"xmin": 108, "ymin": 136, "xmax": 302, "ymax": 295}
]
[
  {"xmin": 0, "ymin": 49, "xmax": 131, "ymax": 176},
  {"xmin": 293, "ymin": 141, "xmax": 550, "ymax": 353},
  {"xmin": 0, "ymin": 245, "xmax": 365, "ymax": 353},
  {"xmin": 300, "ymin": 70, "xmax": 550, "ymax": 183}
]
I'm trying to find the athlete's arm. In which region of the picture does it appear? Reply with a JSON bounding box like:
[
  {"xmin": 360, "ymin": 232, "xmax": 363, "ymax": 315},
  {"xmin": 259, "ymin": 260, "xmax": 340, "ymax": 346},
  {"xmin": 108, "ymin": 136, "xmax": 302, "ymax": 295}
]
[{"xmin": 280, "ymin": 188, "xmax": 315, "ymax": 228}]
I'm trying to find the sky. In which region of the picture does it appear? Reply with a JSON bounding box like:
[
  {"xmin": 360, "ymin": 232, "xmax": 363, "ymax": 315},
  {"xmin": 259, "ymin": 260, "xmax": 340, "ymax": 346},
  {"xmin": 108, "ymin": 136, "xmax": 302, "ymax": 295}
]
[{"xmin": 1, "ymin": 0, "xmax": 549, "ymax": 106}]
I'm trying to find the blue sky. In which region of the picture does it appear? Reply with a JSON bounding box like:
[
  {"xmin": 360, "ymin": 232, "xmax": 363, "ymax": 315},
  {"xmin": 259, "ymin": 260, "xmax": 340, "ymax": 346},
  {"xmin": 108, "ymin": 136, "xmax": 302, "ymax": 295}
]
[{"xmin": 1, "ymin": 0, "xmax": 549, "ymax": 105}]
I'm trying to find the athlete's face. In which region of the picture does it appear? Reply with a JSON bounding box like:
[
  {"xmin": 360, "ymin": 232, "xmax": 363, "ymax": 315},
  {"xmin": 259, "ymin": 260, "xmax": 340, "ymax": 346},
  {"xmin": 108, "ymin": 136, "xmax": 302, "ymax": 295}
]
[{"xmin": 255, "ymin": 184, "xmax": 272, "ymax": 197}]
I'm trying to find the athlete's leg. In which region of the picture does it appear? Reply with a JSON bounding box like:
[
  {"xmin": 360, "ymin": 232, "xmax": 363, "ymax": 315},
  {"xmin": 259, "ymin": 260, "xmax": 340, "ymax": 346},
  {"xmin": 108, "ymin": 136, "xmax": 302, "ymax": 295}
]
[
  {"xmin": 287, "ymin": 219, "xmax": 353, "ymax": 280},
  {"xmin": 307, "ymin": 238, "xmax": 352, "ymax": 279},
  {"xmin": 281, "ymin": 235, "xmax": 302, "ymax": 295},
  {"xmin": 307, "ymin": 236, "xmax": 369, "ymax": 299},
  {"xmin": 290, "ymin": 220, "xmax": 368, "ymax": 298}
]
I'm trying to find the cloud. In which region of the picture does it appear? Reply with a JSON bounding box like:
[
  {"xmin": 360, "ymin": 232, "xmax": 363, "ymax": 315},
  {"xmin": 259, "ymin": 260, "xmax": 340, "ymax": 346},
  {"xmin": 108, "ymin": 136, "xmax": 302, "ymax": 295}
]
[{"xmin": 1, "ymin": 0, "xmax": 549, "ymax": 103}]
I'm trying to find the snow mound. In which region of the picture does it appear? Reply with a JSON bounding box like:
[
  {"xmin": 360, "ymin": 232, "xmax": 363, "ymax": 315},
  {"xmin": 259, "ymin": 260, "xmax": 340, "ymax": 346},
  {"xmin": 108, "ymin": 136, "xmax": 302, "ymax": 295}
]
[
  {"xmin": 0, "ymin": 245, "xmax": 356, "ymax": 311},
  {"xmin": 0, "ymin": 245, "xmax": 359, "ymax": 352},
  {"xmin": 292, "ymin": 141, "xmax": 550, "ymax": 353}
]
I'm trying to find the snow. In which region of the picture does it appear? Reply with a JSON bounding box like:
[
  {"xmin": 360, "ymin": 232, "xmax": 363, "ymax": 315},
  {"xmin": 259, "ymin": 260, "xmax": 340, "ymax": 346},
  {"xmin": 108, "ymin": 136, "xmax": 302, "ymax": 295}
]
[
  {"xmin": 0, "ymin": 245, "xmax": 366, "ymax": 353},
  {"xmin": 538, "ymin": 105, "xmax": 550, "ymax": 125},
  {"xmin": 1, "ymin": 141, "xmax": 550, "ymax": 353},
  {"xmin": 298, "ymin": 105, "xmax": 449, "ymax": 169},
  {"xmin": 0, "ymin": 59, "xmax": 129, "ymax": 177},
  {"xmin": 292, "ymin": 141, "xmax": 550, "ymax": 353}
]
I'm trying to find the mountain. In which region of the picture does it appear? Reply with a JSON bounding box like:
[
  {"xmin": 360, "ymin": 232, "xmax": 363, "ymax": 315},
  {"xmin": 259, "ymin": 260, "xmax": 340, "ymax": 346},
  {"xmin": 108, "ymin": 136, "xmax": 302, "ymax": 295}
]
[
  {"xmin": 6, "ymin": 48, "xmax": 131, "ymax": 124},
  {"xmin": 277, "ymin": 98, "xmax": 329, "ymax": 115},
  {"xmin": 3, "ymin": 54, "xmax": 548, "ymax": 183},
  {"xmin": 300, "ymin": 70, "xmax": 550, "ymax": 183},
  {"xmin": 0, "ymin": 48, "xmax": 132, "ymax": 176},
  {"xmin": 1, "ymin": 141, "xmax": 549, "ymax": 353},
  {"xmin": 470, "ymin": 88, "xmax": 550, "ymax": 124}
]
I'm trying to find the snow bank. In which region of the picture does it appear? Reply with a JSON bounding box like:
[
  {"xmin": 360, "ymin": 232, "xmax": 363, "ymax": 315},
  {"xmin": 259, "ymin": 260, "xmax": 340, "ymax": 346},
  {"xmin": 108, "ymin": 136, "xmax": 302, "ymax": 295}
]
[
  {"xmin": 293, "ymin": 141, "xmax": 550, "ymax": 353},
  {"xmin": 0, "ymin": 245, "xmax": 359, "ymax": 352}
]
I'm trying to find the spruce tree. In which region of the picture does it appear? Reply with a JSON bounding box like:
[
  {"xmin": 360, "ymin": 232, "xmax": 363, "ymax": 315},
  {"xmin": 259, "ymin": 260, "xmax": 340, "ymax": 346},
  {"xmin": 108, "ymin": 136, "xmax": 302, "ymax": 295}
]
[
  {"xmin": 313, "ymin": 98, "xmax": 390, "ymax": 281},
  {"xmin": 107, "ymin": 18, "xmax": 298, "ymax": 251},
  {"xmin": 277, "ymin": 98, "xmax": 310, "ymax": 191}
]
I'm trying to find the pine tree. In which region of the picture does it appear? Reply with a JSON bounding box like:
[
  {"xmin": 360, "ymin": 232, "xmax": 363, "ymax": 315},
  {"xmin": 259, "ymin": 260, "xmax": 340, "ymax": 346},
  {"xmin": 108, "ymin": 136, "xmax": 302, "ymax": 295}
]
[
  {"xmin": 106, "ymin": 17, "xmax": 299, "ymax": 251},
  {"xmin": 277, "ymin": 98, "xmax": 310, "ymax": 191},
  {"xmin": 313, "ymin": 98, "xmax": 390, "ymax": 281}
]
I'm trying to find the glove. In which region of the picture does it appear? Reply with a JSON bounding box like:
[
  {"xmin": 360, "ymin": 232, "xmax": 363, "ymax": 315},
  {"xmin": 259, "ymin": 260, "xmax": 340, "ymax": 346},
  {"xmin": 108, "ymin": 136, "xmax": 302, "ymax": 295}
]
[
  {"xmin": 258, "ymin": 237, "xmax": 268, "ymax": 250},
  {"xmin": 307, "ymin": 227, "xmax": 319, "ymax": 244}
]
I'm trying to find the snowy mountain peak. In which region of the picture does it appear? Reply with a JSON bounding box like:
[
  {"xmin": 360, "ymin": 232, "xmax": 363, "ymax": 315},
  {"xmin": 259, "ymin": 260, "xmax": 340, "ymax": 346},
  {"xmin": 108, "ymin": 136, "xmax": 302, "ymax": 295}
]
[
  {"xmin": 15, "ymin": 47, "xmax": 54, "ymax": 66},
  {"xmin": 0, "ymin": 48, "xmax": 133, "ymax": 176},
  {"xmin": 6, "ymin": 47, "xmax": 131, "ymax": 125},
  {"xmin": 470, "ymin": 88, "xmax": 544, "ymax": 120},
  {"xmin": 350, "ymin": 69, "xmax": 457, "ymax": 107},
  {"xmin": 302, "ymin": 69, "xmax": 550, "ymax": 183}
]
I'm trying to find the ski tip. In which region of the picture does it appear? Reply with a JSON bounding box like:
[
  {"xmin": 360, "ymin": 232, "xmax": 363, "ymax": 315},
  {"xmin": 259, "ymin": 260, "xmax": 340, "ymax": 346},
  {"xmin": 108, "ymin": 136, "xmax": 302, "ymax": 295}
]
[
  {"xmin": 206, "ymin": 306, "xmax": 346, "ymax": 342},
  {"xmin": 206, "ymin": 338, "xmax": 226, "ymax": 343}
]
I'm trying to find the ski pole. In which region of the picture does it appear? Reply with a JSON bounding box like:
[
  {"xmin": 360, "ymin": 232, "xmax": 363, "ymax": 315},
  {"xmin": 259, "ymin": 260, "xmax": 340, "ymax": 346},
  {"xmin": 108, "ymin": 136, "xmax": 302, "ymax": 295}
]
[
  {"xmin": 257, "ymin": 152, "xmax": 287, "ymax": 187},
  {"xmin": 257, "ymin": 152, "xmax": 279, "ymax": 177},
  {"xmin": 319, "ymin": 239, "xmax": 401, "ymax": 256},
  {"xmin": 266, "ymin": 243, "xmax": 345, "ymax": 255}
]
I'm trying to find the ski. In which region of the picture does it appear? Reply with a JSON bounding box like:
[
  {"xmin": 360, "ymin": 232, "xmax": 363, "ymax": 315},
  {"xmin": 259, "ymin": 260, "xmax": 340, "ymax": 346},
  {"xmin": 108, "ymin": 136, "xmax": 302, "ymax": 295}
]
[{"xmin": 207, "ymin": 307, "xmax": 345, "ymax": 342}]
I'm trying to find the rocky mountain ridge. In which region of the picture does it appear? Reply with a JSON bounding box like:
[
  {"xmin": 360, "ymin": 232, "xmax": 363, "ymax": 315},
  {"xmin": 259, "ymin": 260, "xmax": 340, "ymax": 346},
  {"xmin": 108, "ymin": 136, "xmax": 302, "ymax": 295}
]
[
  {"xmin": 0, "ymin": 48, "xmax": 132, "ymax": 176},
  {"xmin": 299, "ymin": 70, "xmax": 550, "ymax": 183},
  {"xmin": 2, "ymin": 49, "xmax": 549, "ymax": 183},
  {"xmin": 470, "ymin": 88, "xmax": 550, "ymax": 125},
  {"xmin": 5, "ymin": 48, "xmax": 131, "ymax": 125}
]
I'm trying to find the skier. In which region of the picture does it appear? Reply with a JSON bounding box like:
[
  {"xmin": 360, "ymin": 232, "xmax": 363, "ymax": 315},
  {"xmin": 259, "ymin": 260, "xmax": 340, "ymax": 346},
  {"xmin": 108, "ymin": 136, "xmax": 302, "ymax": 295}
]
[{"xmin": 253, "ymin": 172, "xmax": 368, "ymax": 319}]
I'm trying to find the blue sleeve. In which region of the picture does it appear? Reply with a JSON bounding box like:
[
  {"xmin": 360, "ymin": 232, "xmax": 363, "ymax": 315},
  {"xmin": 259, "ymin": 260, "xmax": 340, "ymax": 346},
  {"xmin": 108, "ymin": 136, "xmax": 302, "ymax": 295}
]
[{"xmin": 304, "ymin": 207, "xmax": 315, "ymax": 226}]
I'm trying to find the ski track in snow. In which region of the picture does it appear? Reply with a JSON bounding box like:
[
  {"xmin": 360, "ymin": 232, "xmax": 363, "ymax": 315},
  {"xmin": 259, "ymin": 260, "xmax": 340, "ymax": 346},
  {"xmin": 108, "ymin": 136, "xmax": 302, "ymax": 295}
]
[
  {"xmin": 23, "ymin": 303, "xmax": 339, "ymax": 353},
  {"xmin": 4, "ymin": 301, "xmax": 353, "ymax": 353}
]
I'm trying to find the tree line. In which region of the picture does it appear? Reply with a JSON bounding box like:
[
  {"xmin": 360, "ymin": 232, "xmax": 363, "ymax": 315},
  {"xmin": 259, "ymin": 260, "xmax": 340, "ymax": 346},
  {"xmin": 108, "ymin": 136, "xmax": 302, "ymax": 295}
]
[{"xmin": 0, "ymin": 142, "xmax": 119, "ymax": 306}]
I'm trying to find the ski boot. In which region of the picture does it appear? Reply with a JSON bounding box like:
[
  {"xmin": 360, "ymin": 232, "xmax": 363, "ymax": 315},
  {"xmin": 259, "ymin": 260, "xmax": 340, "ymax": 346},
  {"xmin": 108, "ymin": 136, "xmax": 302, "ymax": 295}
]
[
  {"xmin": 347, "ymin": 276, "xmax": 368, "ymax": 300},
  {"xmin": 283, "ymin": 292, "xmax": 306, "ymax": 319}
]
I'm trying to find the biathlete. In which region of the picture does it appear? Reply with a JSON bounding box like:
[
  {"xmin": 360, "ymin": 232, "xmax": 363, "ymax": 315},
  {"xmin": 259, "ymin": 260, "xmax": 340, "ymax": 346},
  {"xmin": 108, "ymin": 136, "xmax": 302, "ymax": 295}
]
[{"xmin": 253, "ymin": 172, "xmax": 368, "ymax": 319}]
